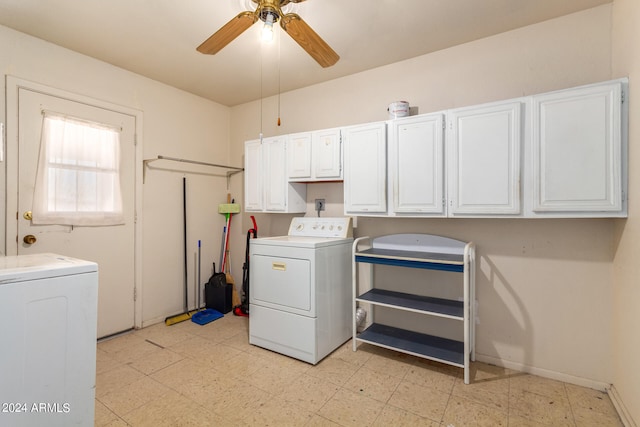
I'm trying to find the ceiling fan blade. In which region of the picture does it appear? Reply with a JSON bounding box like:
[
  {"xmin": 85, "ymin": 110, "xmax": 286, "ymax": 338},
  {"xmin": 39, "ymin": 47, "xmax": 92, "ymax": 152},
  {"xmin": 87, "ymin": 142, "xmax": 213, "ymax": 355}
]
[
  {"xmin": 197, "ymin": 11, "xmax": 258, "ymax": 55},
  {"xmin": 280, "ymin": 13, "xmax": 339, "ymax": 67}
]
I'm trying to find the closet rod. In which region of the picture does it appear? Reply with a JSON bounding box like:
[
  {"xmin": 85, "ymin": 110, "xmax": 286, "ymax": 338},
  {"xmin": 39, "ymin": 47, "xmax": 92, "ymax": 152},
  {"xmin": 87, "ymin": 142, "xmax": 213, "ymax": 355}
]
[
  {"xmin": 143, "ymin": 155, "xmax": 244, "ymax": 184},
  {"xmin": 148, "ymin": 155, "xmax": 243, "ymax": 171}
]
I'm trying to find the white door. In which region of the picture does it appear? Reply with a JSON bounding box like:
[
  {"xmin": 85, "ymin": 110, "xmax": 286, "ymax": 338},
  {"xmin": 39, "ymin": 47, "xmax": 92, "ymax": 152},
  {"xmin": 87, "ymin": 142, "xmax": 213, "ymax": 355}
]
[
  {"xmin": 263, "ymin": 136, "xmax": 288, "ymax": 212},
  {"xmin": 250, "ymin": 254, "xmax": 312, "ymax": 314},
  {"xmin": 244, "ymin": 139, "xmax": 264, "ymax": 211},
  {"xmin": 448, "ymin": 101, "xmax": 522, "ymax": 215},
  {"xmin": 287, "ymin": 132, "xmax": 312, "ymax": 180},
  {"xmin": 312, "ymin": 128, "xmax": 342, "ymax": 180},
  {"xmin": 343, "ymin": 122, "xmax": 387, "ymax": 214},
  {"xmin": 390, "ymin": 114, "xmax": 445, "ymax": 215},
  {"xmin": 13, "ymin": 85, "xmax": 136, "ymax": 338},
  {"xmin": 531, "ymin": 81, "xmax": 623, "ymax": 213}
]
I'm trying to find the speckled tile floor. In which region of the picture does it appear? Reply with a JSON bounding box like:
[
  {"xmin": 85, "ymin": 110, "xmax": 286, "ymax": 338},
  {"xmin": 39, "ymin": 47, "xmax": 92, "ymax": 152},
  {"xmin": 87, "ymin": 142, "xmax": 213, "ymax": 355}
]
[{"xmin": 94, "ymin": 315, "xmax": 623, "ymax": 426}]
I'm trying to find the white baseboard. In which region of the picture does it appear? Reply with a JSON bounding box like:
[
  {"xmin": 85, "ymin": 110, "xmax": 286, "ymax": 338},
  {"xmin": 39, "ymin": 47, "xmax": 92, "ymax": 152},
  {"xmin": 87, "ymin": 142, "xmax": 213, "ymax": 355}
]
[
  {"xmin": 608, "ymin": 385, "xmax": 637, "ymax": 427},
  {"xmin": 475, "ymin": 353, "xmax": 637, "ymax": 426},
  {"xmin": 475, "ymin": 353, "xmax": 610, "ymax": 391},
  {"xmin": 141, "ymin": 315, "xmax": 168, "ymax": 328}
]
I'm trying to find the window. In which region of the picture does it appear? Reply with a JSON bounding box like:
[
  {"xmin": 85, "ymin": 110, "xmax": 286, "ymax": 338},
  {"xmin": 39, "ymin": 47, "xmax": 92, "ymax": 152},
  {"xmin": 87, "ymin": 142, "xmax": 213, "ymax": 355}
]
[{"xmin": 32, "ymin": 112, "xmax": 124, "ymax": 226}]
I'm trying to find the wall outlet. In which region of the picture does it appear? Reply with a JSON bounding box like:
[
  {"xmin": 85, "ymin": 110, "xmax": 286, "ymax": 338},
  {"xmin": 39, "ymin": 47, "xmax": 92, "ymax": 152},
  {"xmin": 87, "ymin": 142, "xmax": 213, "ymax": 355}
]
[{"xmin": 315, "ymin": 199, "xmax": 325, "ymax": 211}]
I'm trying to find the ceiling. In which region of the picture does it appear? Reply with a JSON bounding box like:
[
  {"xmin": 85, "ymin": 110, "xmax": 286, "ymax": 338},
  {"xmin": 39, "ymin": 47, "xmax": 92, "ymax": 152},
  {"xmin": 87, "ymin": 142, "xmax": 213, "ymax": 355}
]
[{"xmin": 0, "ymin": 0, "xmax": 612, "ymax": 107}]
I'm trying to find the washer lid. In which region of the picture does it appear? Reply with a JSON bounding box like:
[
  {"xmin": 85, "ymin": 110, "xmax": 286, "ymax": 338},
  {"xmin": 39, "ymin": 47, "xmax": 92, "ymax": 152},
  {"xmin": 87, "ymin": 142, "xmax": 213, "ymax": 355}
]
[{"xmin": 0, "ymin": 253, "xmax": 97, "ymax": 284}]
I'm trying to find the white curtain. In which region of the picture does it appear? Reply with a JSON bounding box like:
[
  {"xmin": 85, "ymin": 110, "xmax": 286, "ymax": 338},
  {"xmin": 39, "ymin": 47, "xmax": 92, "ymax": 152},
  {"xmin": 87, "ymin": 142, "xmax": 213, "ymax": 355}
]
[{"xmin": 32, "ymin": 112, "xmax": 124, "ymax": 226}]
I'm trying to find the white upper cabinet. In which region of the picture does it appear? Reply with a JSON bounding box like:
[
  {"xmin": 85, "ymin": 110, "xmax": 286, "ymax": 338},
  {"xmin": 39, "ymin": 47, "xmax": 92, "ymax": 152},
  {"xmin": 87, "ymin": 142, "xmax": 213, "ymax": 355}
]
[
  {"xmin": 246, "ymin": 79, "xmax": 626, "ymax": 219},
  {"xmin": 244, "ymin": 136, "xmax": 306, "ymax": 213},
  {"xmin": 313, "ymin": 128, "xmax": 342, "ymax": 180},
  {"xmin": 263, "ymin": 136, "xmax": 288, "ymax": 211},
  {"xmin": 343, "ymin": 122, "xmax": 387, "ymax": 214},
  {"xmin": 287, "ymin": 132, "xmax": 312, "ymax": 180},
  {"xmin": 389, "ymin": 114, "xmax": 445, "ymax": 215},
  {"xmin": 531, "ymin": 80, "xmax": 625, "ymax": 215},
  {"xmin": 244, "ymin": 139, "xmax": 263, "ymax": 211},
  {"xmin": 287, "ymin": 128, "xmax": 342, "ymax": 182},
  {"xmin": 448, "ymin": 101, "xmax": 522, "ymax": 216}
]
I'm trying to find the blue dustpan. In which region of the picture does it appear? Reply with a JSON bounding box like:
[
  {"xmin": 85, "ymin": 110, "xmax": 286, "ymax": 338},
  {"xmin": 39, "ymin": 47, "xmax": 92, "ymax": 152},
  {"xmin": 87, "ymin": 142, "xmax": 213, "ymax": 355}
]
[{"xmin": 191, "ymin": 308, "xmax": 223, "ymax": 325}]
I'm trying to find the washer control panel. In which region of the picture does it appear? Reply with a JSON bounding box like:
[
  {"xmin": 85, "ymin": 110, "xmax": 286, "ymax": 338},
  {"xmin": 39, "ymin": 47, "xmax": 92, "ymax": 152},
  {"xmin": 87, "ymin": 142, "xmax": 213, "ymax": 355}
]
[{"xmin": 288, "ymin": 217, "xmax": 353, "ymax": 238}]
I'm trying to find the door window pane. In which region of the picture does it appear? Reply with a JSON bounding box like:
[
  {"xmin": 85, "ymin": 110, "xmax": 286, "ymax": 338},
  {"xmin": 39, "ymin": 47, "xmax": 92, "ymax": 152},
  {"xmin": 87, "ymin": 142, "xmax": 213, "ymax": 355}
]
[{"xmin": 32, "ymin": 112, "xmax": 124, "ymax": 226}]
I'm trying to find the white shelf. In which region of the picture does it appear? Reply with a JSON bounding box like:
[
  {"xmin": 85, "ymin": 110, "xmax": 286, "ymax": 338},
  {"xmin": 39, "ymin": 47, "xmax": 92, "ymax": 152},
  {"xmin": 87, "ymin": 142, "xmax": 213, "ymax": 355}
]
[
  {"xmin": 356, "ymin": 289, "xmax": 463, "ymax": 320},
  {"xmin": 352, "ymin": 233, "xmax": 475, "ymax": 384},
  {"xmin": 358, "ymin": 323, "xmax": 465, "ymax": 367}
]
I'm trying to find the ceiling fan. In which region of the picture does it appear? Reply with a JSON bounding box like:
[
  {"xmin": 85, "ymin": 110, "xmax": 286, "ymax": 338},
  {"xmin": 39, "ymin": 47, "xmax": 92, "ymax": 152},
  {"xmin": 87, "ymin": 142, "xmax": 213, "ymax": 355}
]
[{"xmin": 197, "ymin": 0, "xmax": 339, "ymax": 68}]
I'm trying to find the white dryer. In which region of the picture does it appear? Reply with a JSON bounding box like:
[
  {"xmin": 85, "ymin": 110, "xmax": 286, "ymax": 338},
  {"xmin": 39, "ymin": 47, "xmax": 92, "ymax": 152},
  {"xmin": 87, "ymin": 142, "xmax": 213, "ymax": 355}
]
[{"xmin": 249, "ymin": 217, "xmax": 353, "ymax": 364}]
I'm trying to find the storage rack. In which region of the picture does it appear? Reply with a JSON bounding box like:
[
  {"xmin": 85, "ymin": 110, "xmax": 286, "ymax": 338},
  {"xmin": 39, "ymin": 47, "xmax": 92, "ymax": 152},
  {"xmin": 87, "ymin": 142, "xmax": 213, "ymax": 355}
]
[{"xmin": 352, "ymin": 233, "xmax": 476, "ymax": 384}]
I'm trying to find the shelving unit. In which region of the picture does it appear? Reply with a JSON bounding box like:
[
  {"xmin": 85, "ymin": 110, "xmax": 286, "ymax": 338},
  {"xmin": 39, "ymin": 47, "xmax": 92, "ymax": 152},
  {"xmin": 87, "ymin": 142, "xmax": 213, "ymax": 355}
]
[{"xmin": 352, "ymin": 233, "xmax": 476, "ymax": 383}]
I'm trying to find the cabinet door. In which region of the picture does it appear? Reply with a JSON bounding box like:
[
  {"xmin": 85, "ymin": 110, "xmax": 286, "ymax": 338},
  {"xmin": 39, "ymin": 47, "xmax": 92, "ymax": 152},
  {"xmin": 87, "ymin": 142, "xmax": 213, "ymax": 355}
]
[
  {"xmin": 313, "ymin": 128, "xmax": 342, "ymax": 180},
  {"xmin": 287, "ymin": 132, "xmax": 312, "ymax": 180},
  {"xmin": 263, "ymin": 136, "xmax": 288, "ymax": 212},
  {"xmin": 244, "ymin": 139, "xmax": 263, "ymax": 211},
  {"xmin": 390, "ymin": 114, "xmax": 445, "ymax": 215},
  {"xmin": 448, "ymin": 102, "xmax": 522, "ymax": 215},
  {"xmin": 531, "ymin": 82, "xmax": 623, "ymax": 212},
  {"xmin": 343, "ymin": 122, "xmax": 387, "ymax": 214}
]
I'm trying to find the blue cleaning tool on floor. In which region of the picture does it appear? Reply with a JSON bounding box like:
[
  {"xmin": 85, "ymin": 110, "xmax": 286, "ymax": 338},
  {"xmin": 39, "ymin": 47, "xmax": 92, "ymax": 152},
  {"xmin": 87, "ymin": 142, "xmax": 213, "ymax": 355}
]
[{"xmin": 191, "ymin": 308, "xmax": 223, "ymax": 325}]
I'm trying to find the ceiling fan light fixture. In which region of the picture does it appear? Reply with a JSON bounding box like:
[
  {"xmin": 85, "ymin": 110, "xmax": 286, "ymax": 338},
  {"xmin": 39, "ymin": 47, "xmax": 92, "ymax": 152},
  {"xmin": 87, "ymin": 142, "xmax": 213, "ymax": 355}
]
[
  {"xmin": 197, "ymin": 0, "xmax": 339, "ymax": 68},
  {"xmin": 261, "ymin": 12, "xmax": 276, "ymax": 42}
]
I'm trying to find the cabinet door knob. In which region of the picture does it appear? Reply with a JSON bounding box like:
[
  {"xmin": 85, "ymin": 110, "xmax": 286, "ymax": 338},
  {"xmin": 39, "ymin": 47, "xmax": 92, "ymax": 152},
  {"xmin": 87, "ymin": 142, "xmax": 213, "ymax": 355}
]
[{"xmin": 23, "ymin": 235, "xmax": 37, "ymax": 244}]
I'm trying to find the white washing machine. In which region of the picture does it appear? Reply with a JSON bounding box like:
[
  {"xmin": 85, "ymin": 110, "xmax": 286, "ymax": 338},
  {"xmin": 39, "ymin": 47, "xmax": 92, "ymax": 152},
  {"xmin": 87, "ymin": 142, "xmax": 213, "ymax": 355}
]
[
  {"xmin": 0, "ymin": 253, "xmax": 98, "ymax": 427},
  {"xmin": 249, "ymin": 217, "xmax": 353, "ymax": 364}
]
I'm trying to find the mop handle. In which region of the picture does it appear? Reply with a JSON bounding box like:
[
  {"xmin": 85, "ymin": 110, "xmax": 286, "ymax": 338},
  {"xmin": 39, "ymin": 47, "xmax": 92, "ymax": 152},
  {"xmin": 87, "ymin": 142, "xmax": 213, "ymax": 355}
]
[{"xmin": 197, "ymin": 240, "xmax": 201, "ymax": 310}]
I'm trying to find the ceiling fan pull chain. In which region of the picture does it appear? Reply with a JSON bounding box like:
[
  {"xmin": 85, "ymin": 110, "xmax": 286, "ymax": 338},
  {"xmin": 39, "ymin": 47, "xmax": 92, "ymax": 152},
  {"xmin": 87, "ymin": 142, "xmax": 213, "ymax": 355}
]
[{"xmin": 277, "ymin": 25, "xmax": 282, "ymax": 127}]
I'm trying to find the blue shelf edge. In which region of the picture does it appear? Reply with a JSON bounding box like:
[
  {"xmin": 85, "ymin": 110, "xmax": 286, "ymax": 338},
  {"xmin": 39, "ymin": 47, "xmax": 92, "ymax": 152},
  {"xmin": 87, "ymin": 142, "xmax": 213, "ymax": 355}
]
[
  {"xmin": 357, "ymin": 289, "xmax": 464, "ymax": 318},
  {"xmin": 355, "ymin": 254, "xmax": 464, "ymax": 272},
  {"xmin": 356, "ymin": 323, "xmax": 465, "ymax": 367}
]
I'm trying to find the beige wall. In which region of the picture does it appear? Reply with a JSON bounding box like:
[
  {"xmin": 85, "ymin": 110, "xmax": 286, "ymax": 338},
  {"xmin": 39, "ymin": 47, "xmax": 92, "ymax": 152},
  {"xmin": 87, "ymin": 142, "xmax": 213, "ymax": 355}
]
[
  {"xmin": 2, "ymin": 1, "xmax": 637, "ymax": 420},
  {"xmin": 231, "ymin": 5, "xmax": 619, "ymax": 389},
  {"xmin": 612, "ymin": 0, "xmax": 640, "ymax": 423},
  {"xmin": 0, "ymin": 24, "xmax": 232, "ymax": 326}
]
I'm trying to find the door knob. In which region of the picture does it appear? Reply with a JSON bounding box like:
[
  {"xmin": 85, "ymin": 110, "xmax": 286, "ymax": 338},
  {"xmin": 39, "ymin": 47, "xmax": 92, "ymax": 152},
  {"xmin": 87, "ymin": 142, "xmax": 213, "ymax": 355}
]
[
  {"xmin": 23, "ymin": 235, "xmax": 37, "ymax": 244},
  {"xmin": 23, "ymin": 211, "xmax": 33, "ymax": 220}
]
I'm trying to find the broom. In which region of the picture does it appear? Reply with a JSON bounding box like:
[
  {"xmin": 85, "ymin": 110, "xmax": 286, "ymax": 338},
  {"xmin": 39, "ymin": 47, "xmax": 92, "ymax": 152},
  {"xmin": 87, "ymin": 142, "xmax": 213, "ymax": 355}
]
[
  {"xmin": 219, "ymin": 194, "xmax": 241, "ymax": 306},
  {"xmin": 165, "ymin": 177, "xmax": 198, "ymax": 326}
]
